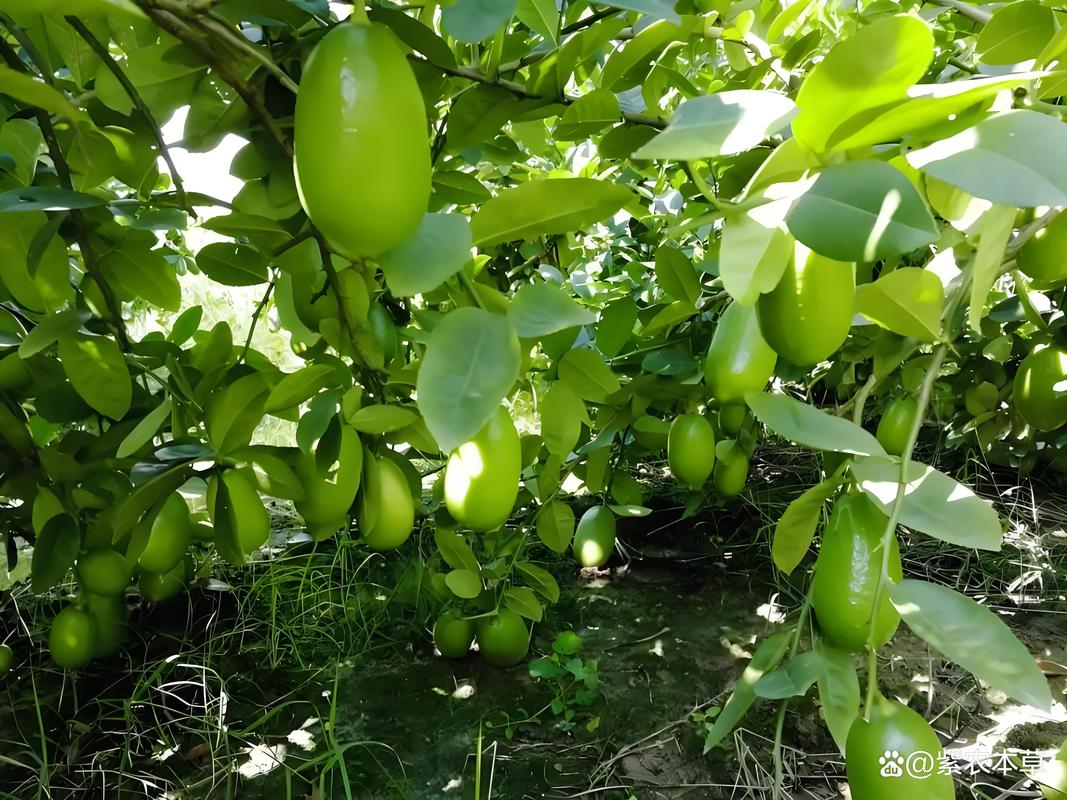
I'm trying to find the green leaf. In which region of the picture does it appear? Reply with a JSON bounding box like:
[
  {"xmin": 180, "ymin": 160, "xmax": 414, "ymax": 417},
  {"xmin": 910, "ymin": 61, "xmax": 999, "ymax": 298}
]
[
  {"xmin": 58, "ymin": 333, "xmax": 132, "ymax": 420},
  {"xmin": 703, "ymin": 633, "xmax": 791, "ymax": 751},
  {"xmin": 558, "ymin": 348, "xmax": 620, "ymax": 402},
  {"xmin": 0, "ymin": 186, "xmax": 103, "ymax": 211},
  {"xmin": 516, "ymin": 0, "xmax": 560, "ymax": 43},
  {"xmin": 233, "ymin": 446, "xmax": 306, "ymax": 501},
  {"xmin": 816, "ymin": 643, "xmax": 861, "ymax": 756},
  {"xmin": 792, "ymin": 14, "xmax": 934, "ymax": 152},
  {"xmin": 0, "ymin": 67, "xmax": 87, "ymax": 122},
  {"xmin": 634, "ymin": 91, "xmax": 796, "ymax": 160},
  {"xmin": 184, "ymin": 74, "xmax": 248, "ymax": 152},
  {"xmin": 416, "ymin": 308, "xmax": 522, "ymax": 453},
  {"xmin": 504, "ymin": 586, "xmax": 543, "ymax": 621},
  {"xmin": 379, "ymin": 212, "xmax": 472, "ymax": 298},
  {"xmin": 786, "ymin": 161, "xmax": 938, "ymax": 262},
  {"xmin": 851, "ymin": 456, "xmax": 1003, "ymax": 551},
  {"xmin": 719, "ymin": 189, "xmax": 795, "ymax": 305},
  {"xmin": 599, "ymin": 17, "xmax": 694, "ymax": 91},
  {"xmin": 516, "ymin": 561, "xmax": 561, "ymax": 603},
  {"xmin": 100, "ymin": 245, "xmax": 182, "ymax": 312},
  {"xmin": 535, "ymin": 500, "xmax": 575, "ymax": 554},
  {"xmin": 94, "ymin": 42, "xmax": 204, "ymax": 119},
  {"xmin": 556, "ymin": 89, "xmax": 621, "ymax": 140},
  {"xmin": 19, "ymin": 308, "xmax": 89, "ymax": 359},
  {"xmin": 976, "ymin": 1, "xmax": 1054, "ymax": 65},
  {"xmin": 116, "ymin": 397, "xmax": 173, "ymax": 458},
  {"xmin": 772, "ymin": 475, "xmax": 840, "ymax": 574},
  {"xmin": 442, "ymin": 0, "xmax": 516, "ymax": 43},
  {"xmin": 906, "ymin": 110, "xmax": 1067, "ymax": 207},
  {"xmin": 829, "ymin": 72, "xmax": 1043, "ymax": 152},
  {"xmin": 0, "ymin": 119, "xmax": 43, "ymax": 185},
  {"xmin": 349, "ymin": 404, "xmax": 420, "ymax": 434},
  {"xmin": 196, "ymin": 242, "xmax": 269, "ymax": 286},
  {"xmin": 596, "ymin": 297, "xmax": 638, "ymax": 357},
  {"xmin": 891, "ymin": 579, "xmax": 1052, "ymax": 711},
  {"xmin": 434, "ymin": 528, "xmax": 481, "ymax": 573},
  {"xmin": 540, "ymin": 382, "xmax": 586, "ymax": 457},
  {"xmin": 746, "ymin": 392, "xmax": 887, "ymax": 457},
  {"xmin": 472, "ymin": 178, "xmax": 632, "ymax": 247},
  {"xmin": 31, "ymin": 514, "xmax": 80, "ymax": 593},
  {"xmin": 264, "ymin": 364, "xmax": 336, "ymax": 414},
  {"xmin": 754, "ymin": 650, "xmax": 825, "ymax": 699},
  {"xmin": 654, "ymin": 246, "xmax": 700, "ymax": 304},
  {"xmin": 602, "ymin": 0, "xmax": 680, "ymax": 23},
  {"xmin": 854, "ymin": 268, "xmax": 944, "ymax": 341},
  {"xmin": 968, "ymin": 205, "xmax": 1016, "ymax": 334},
  {"xmin": 445, "ymin": 568, "xmax": 483, "ymax": 599},
  {"xmin": 509, "ymin": 282, "xmax": 596, "ymax": 338},
  {"xmin": 368, "ymin": 7, "xmax": 457, "ymax": 69},
  {"xmin": 206, "ymin": 372, "xmax": 271, "ymax": 454}
]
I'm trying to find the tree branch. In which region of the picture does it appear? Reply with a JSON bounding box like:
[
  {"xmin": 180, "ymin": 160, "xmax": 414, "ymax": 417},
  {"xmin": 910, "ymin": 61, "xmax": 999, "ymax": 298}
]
[
  {"xmin": 409, "ymin": 55, "xmax": 667, "ymax": 129},
  {"xmin": 137, "ymin": 4, "xmax": 293, "ymax": 157},
  {"xmin": 0, "ymin": 34, "xmax": 130, "ymax": 349},
  {"xmin": 64, "ymin": 15, "xmax": 189, "ymax": 212}
]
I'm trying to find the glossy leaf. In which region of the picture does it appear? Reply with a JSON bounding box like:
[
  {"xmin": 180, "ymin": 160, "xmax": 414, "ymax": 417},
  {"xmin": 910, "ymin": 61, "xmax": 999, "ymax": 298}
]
[
  {"xmin": 747, "ymin": 392, "xmax": 887, "ymax": 457},
  {"xmin": 416, "ymin": 308, "xmax": 521, "ymax": 453},
  {"xmin": 634, "ymin": 91, "xmax": 796, "ymax": 160},
  {"xmin": 854, "ymin": 268, "xmax": 944, "ymax": 341},
  {"xmin": 892, "ymin": 579, "xmax": 1052, "ymax": 711},
  {"xmin": 786, "ymin": 161, "xmax": 938, "ymax": 262},
  {"xmin": 851, "ymin": 456, "xmax": 1003, "ymax": 551},
  {"xmin": 472, "ymin": 178, "xmax": 632, "ymax": 246},
  {"xmin": 379, "ymin": 212, "xmax": 472, "ymax": 297}
]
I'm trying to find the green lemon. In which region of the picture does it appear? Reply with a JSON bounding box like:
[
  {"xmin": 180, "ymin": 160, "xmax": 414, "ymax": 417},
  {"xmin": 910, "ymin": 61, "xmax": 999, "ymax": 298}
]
[
  {"xmin": 713, "ymin": 447, "xmax": 749, "ymax": 498},
  {"xmin": 138, "ymin": 493, "xmax": 191, "ymax": 574},
  {"xmin": 668, "ymin": 413, "xmax": 716, "ymax": 487},
  {"xmin": 573, "ymin": 506, "xmax": 616, "ymax": 568},
  {"xmin": 476, "ymin": 609, "xmax": 529, "ymax": 668},
  {"xmin": 293, "ymin": 423, "xmax": 363, "ymax": 535},
  {"xmin": 718, "ymin": 404, "xmax": 747, "ymax": 436},
  {"xmin": 964, "ymin": 381, "xmax": 1000, "ymax": 416},
  {"xmin": 1015, "ymin": 346, "xmax": 1067, "ymax": 432},
  {"xmin": 0, "ymin": 643, "xmax": 12, "ymax": 675},
  {"xmin": 845, "ymin": 695, "xmax": 954, "ymax": 799},
  {"xmin": 812, "ymin": 494, "xmax": 901, "ymax": 652},
  {"xmin": 207, "ymin": 468, "xmax": 270, "ymax": 560},
  {"xmin": 360, "ymin": 456, "xmax": 415, "ymax": 551},
  {"xmin": 140, "ymin": 558, "xmax": 190, "ymax": 603},
  {"xmin": 705, "ymin": 302, "xmax": 777, "ymax": 404},
  {"xmin": 444, "ymin": 406, "xmax": 521, "ymax": 532},
  {"xmin": 77, "ymin": 549, "xmax": 131, "ymax": 596},
  {"xmin": 1017, "ymin": 213, "xmax": 1067, "ymax": 288},
  {"xmin": 876, "ymin": 396, "xmax": 920, "ymax": 457},
  {"xmin": 434, "ymin": 611, "xmax": 475, "ymax": 659},
  {"xmin": 632, "ymin": 415, "xmax": 670, "ymax": 451},
  {"xmin": 294, "ymin": 20, "xmax": 430, "ymax": 258},
  {"xmin": 85, "ymin": 593, "xmax": 128, "ymax": 658},
  {"xmin": 757, "ymin": 248, "xmax": 855, "ymax": 366},
  {"xmin": 49, "ymin": 606, "xmax": 98, "ymax": 670}
]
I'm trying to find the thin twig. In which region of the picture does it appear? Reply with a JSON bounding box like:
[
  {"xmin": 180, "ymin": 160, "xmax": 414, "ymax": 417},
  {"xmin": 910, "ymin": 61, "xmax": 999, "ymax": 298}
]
[
  {"xmin": 238, "ymin": 277, "xmax": 276, "ymax": 364},
  {"xmin": 410, "ymin": 55, "xmax": 667, "ymax": 128},
  {"xmin": 139, "ymin": 5, "xmax": 293, "ymax": 157},
  {"xmin": 201, "ymin": 11, "xmax": 300, "ymax": 94},
  {"xmin": 927, "ymin": 0, "xmax": 992, "ymax": 24},
  {"xmin": 64, "ymin": 15, "xmax": 189, "ymax": 211}
]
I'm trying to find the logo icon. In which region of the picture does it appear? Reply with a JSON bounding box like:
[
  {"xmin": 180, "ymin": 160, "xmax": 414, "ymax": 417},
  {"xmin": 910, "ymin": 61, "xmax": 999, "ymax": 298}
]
[
  {"xmin": 879, "ymin": 750, "xmax": 905, "ymax": 778},
  {"xmin": 906, "ymin": 750, "xmax": 936, "ymax": 779}
]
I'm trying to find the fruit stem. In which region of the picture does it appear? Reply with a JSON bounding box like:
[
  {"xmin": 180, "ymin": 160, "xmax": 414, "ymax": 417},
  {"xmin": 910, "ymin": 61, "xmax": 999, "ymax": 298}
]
[
  {"xmin": 862, "ymin": 343, "xmax": 946, "ymax": 714},
  {"xmin": 348, "ymin": 4, "xmax": 370, "ymax": 24}
]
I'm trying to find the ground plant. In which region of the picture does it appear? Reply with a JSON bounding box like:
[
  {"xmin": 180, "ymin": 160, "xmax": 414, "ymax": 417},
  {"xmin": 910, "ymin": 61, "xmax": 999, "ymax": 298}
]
[{"xmin": 1, "ymin": 0, "xmax": 1067, "ymax": 798}]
